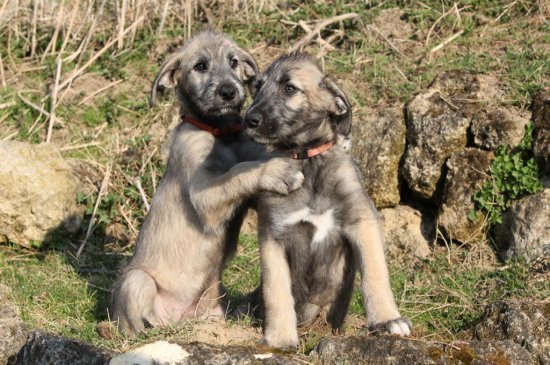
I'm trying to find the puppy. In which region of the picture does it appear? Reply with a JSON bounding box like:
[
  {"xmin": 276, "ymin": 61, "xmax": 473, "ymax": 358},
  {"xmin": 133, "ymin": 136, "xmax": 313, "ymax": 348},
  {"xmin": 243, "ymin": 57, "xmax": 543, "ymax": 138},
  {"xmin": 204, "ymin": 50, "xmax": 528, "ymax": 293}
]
[
  {"xmin": 111, "ymin": 31, "xmax": 304, "ymax": 336},
  {"xmin": 243, "ymin": 52, "xmax": 412, "ymax": 349}
]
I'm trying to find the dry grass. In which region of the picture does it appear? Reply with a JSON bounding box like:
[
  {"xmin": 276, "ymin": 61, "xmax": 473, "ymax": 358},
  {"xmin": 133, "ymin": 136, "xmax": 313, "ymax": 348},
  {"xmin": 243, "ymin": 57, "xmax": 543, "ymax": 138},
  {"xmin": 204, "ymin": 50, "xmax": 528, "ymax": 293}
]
[{"xmin": 0, "ymin": 0, "xmax": 548, "ymax": 356}]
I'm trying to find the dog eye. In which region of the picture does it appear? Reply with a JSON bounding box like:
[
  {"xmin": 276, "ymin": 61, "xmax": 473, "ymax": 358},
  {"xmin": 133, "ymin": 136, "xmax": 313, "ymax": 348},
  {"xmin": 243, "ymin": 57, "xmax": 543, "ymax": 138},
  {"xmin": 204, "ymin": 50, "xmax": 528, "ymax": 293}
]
[
  {"xmin": 194, "ymin": 63, "xmax": 207, "ymax": 72},
  {"xmin": 284, "ymin": 85, "xmax": 296, "ymax": 94},
  {"xmin": 230, "ymin": 58, "xmax": 238, "ymax": 69}
]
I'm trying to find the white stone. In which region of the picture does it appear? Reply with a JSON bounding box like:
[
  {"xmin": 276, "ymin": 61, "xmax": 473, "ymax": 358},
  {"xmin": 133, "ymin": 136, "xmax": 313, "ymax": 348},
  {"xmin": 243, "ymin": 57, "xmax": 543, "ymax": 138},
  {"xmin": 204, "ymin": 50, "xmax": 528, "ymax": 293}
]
[{"xmin": 110, "ymin": 341, "xmax": 190, "ymax": 365}]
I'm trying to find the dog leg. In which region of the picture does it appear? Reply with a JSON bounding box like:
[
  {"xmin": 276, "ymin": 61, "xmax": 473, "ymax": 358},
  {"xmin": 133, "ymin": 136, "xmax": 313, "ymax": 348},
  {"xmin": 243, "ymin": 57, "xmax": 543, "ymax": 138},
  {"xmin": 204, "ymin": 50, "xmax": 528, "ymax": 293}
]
[
  {"xmin": 111, "ymin": 269, "xmax": 160, "ymax": 336},
  {"xmin": 189, "ymin": 158, "xmax": 303, "ymax": 230},
  {"xmin": 344, "ymin": 218, "xmax": 412, "ymax": 336},
  {"xmin": 260, "ymin": 236, "xmax": 299, "ymax": 349}
]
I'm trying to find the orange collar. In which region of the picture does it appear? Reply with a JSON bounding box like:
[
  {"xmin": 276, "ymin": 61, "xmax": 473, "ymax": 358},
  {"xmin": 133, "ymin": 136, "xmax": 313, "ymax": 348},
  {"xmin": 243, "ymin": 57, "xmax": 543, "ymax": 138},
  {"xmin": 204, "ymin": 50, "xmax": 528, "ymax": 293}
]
[
  {"xmin": 291, "ymin": 141, "xmax": 334, "ymax": 159},
  {"xmin": 181, "ymin": 116, "xmax": 242, "ymax": 137}
]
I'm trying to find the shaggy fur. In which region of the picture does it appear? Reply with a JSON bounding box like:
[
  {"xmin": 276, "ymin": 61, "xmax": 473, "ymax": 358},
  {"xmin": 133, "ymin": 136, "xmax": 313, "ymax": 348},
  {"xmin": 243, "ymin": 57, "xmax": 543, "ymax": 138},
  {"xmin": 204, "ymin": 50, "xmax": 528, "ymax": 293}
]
[
  {"xmin": 111, "ymin": 32, "xmax": 304, "ymax": 336},
  {"xmin": 243, "ymin": 52, "xmax": 412, "ymax": 349}
]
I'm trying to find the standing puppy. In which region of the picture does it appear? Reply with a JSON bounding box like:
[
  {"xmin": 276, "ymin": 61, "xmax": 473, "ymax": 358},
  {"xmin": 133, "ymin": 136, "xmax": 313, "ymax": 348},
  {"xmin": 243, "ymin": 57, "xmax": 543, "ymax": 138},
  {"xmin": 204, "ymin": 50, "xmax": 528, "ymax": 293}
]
[
  {"xmin": 111, "ymin": 31, "xmax": 304, "ymax": 336},
  {"xmin": 244, "ymin": 53, "xmax": 411, "ymax": 349}
]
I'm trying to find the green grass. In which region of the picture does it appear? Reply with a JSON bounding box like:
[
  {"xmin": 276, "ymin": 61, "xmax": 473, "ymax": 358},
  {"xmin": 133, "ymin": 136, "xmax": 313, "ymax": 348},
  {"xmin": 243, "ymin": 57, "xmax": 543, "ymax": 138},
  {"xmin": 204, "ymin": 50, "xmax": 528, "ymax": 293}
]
[
  {"xmin": 2, "ymin": 235, "xmax": 547, "ymax": 350},
  {"xmin": 1, "ymin": 0, "xmax": 548, "ymax": 356}
]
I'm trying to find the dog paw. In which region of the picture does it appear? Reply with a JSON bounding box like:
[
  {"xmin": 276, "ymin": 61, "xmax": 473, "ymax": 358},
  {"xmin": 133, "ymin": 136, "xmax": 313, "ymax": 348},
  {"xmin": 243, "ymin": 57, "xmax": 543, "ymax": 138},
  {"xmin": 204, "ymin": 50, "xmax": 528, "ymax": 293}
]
[
  {"xmin": 261, "ymin": 158, "xmax": 304, "ymax": 195},
  {"xmin": 263, "ymin": 331, "xmax": 299, "ymax": 350},
  {"xmin": 370, "ymin": 317, "xmax": 412, "ymax": 336}
]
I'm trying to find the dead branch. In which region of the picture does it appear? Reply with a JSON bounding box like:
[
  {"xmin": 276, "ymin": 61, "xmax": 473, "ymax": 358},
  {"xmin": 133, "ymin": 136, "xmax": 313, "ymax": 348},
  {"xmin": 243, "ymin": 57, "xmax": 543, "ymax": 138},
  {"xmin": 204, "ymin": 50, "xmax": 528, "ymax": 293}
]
[
  {"xmin": 46, "ymin": 58, "xmax": 62, "ymax": 143},
  {"xmin": 290, "ymin": 13, "xmax": 359, "ymax": 52}
]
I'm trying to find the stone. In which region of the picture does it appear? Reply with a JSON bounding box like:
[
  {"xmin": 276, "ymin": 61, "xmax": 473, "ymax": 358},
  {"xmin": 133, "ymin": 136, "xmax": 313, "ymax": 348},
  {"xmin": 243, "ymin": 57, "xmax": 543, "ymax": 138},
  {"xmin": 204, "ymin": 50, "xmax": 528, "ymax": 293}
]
[
  {"xmin": 531, "ymin": 88, "xmax": 550, "ymax": 174},
  {"xmin": 471, "ymin": 107, "xmax": 530, "ymax": 151},
  {"xmin": 437, "ymin": 149, "xmax": 493, "ymax": 243},
  {"xmin": 493, "ymin": 189, "xmax": 550, "ymax": 262},
  {"xmin": 0, "ymin": 141, "xmax": 82, "ymax": 248},
  {"xmin": 402, "ymin": 71, "xmax": 506, "ymax": 202},
  {"xmin": 473, "ymin": 300, "xmax": 549, "ymax": 365},
  {"xmin": 312, "ymin": 335, "xmax": 535, "ymax": 365},
  {"xmin": 11, "ymin": 331, "xmax": 111, "ymax": 365},
  {"xmin": 0, "ymin": 285, "xmax": 28, "ymax": 365},
  {"xmin": 111, "ymin": 341, "xmax": 302, "ymax": 365},
  {"xmin": 352, "ymin": 106, "xmax": 406, "ymax": 208},
  {"xmin": 380, "ymin": 205, "xmax": 432, "ymax": 263},
  {"xmin": 240, "ymin": 209, "xmax": 258, "ymax": 236}
]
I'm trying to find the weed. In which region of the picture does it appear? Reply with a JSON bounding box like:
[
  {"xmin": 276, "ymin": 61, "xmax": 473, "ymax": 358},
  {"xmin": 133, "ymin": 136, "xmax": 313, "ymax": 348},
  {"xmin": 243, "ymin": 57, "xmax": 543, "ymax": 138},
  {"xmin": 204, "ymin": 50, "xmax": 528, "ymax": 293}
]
[{"xmin": 469, "ymin": 123, "xmax": 543, "ymax": 225}]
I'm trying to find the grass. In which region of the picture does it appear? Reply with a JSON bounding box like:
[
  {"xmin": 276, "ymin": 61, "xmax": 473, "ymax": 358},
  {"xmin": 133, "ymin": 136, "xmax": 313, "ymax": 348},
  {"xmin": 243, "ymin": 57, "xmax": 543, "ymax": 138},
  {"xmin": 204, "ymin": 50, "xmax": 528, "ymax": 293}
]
[{"xmin": 0, "ymin": 0, "xmax": 548, "ymax": 357}]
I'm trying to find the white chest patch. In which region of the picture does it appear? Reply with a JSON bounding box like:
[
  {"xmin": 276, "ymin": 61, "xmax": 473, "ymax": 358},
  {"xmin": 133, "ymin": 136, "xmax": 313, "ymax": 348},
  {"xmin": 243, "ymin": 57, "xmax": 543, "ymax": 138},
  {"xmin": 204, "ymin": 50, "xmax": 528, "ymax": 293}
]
[{"xmin": 278, "ymin": 207, "xmax": 336, "ymax": 244}]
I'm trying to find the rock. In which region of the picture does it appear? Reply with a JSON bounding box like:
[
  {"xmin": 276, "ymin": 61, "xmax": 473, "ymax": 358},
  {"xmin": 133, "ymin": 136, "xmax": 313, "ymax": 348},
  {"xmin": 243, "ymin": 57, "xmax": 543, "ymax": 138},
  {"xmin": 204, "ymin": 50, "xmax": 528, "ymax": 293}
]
[
  {"xmin": 531, "ymin": 88, "xmax": 550, "ymax": 174},
  {"xmin": 473, "ymin": 300, "xmax": 549, "ymax": 365},
  {"xmin": 312, "ymin": 336, "xmax": 535, "ymax": 365},
  {"xmin": 0, "ymin": 285, "xmax": 28, "ymax": 365},
  {"xmin": 11, "ymin": 331, "xmax": 111, "ymax": 365},
  {"xmin": 402, "ymin": 75, "xmax": 472, "ymax": 201},
  {"xmin": 380, "ymin": 205, "xmax": 432, "ymax": 262},
  {"xmin": 493, "ymin": 189, "xmax": 550, "ymax": 262},
  {"xmin": 111, "ymin": 341, "xmax": 302, "ymax": 365},
  {"xmin": 437, "ymin": 149, "xmax": 493, "ymax": 243},
  {"xmin": 471, "ymin": 107, "xmax": 530, "ymax": 150},
  {"xmin": 353, "ymin": 106, "xmax": 406, "ymax": 208},
  {"xmin": 0, "ymin": 141, "xmax": 82, "ymax": 248}
]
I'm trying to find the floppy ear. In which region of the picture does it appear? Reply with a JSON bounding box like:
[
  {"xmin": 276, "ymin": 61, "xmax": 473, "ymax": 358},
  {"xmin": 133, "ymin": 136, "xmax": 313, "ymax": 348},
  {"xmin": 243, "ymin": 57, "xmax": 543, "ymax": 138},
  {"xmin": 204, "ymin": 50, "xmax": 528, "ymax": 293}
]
[
  {"xmin": 321, "ymin": 76, "xmax": 352, "ymax": 136},
  {"xmin": 150, "ymin": 52, "xmax": 184, "ymax": 106},
  {"xmin": 238, "ymin": 48, "xmax": 259, "ymax": 92}
]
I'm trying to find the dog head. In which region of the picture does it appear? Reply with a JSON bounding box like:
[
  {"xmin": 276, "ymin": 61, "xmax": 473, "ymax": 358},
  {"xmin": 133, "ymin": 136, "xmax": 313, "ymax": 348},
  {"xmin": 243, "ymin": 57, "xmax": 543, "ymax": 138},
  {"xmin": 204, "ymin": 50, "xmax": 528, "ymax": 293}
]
[
  {"xmin": 151, "ymin": 30, "xmax": 259, "ymax": 121},
  {"xmin": 244, "ymin": 52, "xmax": 351, "ymax": 148}
]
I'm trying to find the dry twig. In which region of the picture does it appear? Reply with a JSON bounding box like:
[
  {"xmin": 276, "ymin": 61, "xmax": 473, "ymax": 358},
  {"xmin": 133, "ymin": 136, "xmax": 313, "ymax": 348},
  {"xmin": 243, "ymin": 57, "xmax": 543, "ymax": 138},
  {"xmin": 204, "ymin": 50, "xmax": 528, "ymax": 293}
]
[
  {"xmin": 290, "ymin": 13, "xmax": 359, "ymax": 52},
  {"xmin": 77, "ymin": 161, "xmax": 112, "ymax": 259}
]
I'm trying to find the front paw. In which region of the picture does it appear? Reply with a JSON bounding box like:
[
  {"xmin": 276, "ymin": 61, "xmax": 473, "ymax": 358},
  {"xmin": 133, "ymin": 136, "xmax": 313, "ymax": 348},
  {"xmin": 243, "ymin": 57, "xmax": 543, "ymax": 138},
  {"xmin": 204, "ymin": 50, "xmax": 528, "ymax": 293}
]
[
  {"xmin": 369, "ymin": 317, "xmax": 412, "ymax": 336},
  {"xmin": 263, "ymin": 327, "xmax": 299, "ymax": 350},
  {"xmin": 260, "ymin": 158, "xmax": 304, "ymax": 195}
]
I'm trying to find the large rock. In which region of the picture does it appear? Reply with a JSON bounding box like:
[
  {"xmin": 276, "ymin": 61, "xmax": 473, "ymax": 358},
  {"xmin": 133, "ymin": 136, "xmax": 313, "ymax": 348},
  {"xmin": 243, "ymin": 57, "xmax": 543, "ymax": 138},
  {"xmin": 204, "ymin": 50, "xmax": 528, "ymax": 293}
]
[
  {"xmin": 11, "ymin": 331, "xmax": 111, "ymax": 365},
  {"xmin": 437, "ymin": 149, "xmax": 493, "ymax": 243},
  {"xmin": 0, "ymin": 285, "xmax": 28, "ymax": 365},
  {"xmin": 111, "ymin": 341, "xmax": 302, "ymax": 365},
  {"xmin": 471, "ymin": 107, "xmax": 530, "ymax": 150},
  {"xmin": 531, "ymin": 88, "xmax": 550, "ymax": 174},
  {"xmin": 493, "ymin": 189, "xmax": 549, "ymax": 262},
  {"xmin": 312, "ymin": 336, "xmax": 535, "ymax": 365},
  {"xmin": 402, "ymin": 71, "xmax": 505, "ymax": 202},
  {"xmin": 380, "ymin": 205, "xmax": 432, "ymax": 263},
  {"xmin": 473, "ymin": 300, "xmax": 549, "ymax": 365},
  {"xmin": 353, "ymin": 106, "xmax": 406, "ymax": 208},
  {"xmin": 0, "ymin": 141, "xmax": 81, "ymax": 248}
]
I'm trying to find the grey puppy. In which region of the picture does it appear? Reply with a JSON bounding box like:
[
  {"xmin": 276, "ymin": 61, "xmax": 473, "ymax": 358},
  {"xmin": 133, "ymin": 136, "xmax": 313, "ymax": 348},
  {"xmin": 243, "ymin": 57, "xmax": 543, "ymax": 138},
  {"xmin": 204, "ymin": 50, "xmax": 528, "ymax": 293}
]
[
  {"xmin": 111, "ymin": 31, "xmax": 304, "ymax": 336},
  {"xmin": 243, "ymin": 52, "xmax": 412, "ymax": 349}
]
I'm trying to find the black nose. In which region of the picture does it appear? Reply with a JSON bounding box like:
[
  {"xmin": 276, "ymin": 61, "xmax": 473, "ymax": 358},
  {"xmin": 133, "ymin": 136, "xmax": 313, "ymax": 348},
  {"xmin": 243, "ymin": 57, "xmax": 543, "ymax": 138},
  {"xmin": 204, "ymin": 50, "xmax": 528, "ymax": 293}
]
[
  {"xmin": 245, "ymin": 113, "xmax": 261, "ymax": 129},
  {"xmin": 218, "ymin": 84, "xmax": 237, "ymax": 101}
]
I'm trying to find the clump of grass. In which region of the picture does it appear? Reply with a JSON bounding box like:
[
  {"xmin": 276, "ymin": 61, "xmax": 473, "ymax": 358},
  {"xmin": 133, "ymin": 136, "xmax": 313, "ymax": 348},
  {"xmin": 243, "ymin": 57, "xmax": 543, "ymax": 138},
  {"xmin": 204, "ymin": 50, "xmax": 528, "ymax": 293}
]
[{"xmin": 469, "ymin": 123, "xmax": 543, "ymax": 226}]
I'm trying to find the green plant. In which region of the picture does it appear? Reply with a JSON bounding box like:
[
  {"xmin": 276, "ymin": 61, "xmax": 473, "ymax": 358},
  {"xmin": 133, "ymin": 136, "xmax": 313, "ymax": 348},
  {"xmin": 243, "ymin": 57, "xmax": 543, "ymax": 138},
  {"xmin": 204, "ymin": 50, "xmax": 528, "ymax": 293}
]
[{"xmin": 469, "ymin": 123, "xmax": 543, "ymax": 225}]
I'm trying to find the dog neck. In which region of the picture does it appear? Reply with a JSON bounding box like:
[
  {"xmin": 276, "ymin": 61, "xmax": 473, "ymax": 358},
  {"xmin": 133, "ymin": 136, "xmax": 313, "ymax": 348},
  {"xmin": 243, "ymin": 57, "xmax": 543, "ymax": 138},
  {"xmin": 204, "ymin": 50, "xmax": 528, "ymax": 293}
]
[
  {"xmin": 181, "ymin": 115, "xmax": 242, "ymax": 137},
  {"xmin": 290, "ymin": 140, "xmax": 334, "ymax": 159}
]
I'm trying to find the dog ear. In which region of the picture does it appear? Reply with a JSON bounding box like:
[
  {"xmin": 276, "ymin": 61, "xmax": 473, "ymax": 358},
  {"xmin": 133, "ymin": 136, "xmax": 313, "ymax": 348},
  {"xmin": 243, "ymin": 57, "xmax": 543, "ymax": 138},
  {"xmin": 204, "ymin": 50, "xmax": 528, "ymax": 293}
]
[
  {"xmin": 321, "ymin": 76, "xmax": 352, "ymax": 136},
  {"xmin": 238, "ymin": 49, "xmax": 259, "ymax": 90},
  {"xmin": 150, "ymin": 52, "xmax": 184, "ymax": 106}
]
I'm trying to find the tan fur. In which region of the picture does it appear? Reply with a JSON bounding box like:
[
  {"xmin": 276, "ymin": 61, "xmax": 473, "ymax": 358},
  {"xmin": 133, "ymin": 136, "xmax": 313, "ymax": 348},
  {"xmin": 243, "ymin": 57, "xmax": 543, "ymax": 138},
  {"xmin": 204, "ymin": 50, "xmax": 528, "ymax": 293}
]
[{"xmin": 111, "ymin": 32, "xmax": 304, "ymax": 336}]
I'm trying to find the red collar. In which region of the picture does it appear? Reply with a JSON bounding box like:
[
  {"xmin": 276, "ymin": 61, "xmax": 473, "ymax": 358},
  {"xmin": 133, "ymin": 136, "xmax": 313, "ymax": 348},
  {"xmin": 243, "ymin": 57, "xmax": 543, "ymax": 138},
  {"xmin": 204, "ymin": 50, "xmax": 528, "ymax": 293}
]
[
  {"xmin": 181, "ymin": 116, "xmax": 242, "ymax": 137},
  {"xmin": 291, "ymin": 141, "xmax": 334, "ymax": 159}
]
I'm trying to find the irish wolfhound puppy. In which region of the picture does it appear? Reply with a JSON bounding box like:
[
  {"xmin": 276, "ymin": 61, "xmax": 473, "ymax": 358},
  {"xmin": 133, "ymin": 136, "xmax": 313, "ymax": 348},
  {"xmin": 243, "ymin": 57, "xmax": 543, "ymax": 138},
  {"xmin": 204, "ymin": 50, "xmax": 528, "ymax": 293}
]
[
  {"xmin": 111, "ymin": 31, "xmax": 304, "ymax": 336},
  {"xmin": 243, "ymin": 52, "xmax": 412, "ymax": 349}
]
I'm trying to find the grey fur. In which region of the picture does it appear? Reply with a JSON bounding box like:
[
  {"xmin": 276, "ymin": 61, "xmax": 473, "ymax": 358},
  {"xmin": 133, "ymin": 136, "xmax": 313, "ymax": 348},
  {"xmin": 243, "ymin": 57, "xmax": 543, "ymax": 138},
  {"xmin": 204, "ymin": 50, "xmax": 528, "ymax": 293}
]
[
  {"xmin": 111, "ymin": 32, "xmax": 304, "ymax": 336},
  {"xmin": 244, "ymin": 53, "xmax": 412, "ymax": 349}
]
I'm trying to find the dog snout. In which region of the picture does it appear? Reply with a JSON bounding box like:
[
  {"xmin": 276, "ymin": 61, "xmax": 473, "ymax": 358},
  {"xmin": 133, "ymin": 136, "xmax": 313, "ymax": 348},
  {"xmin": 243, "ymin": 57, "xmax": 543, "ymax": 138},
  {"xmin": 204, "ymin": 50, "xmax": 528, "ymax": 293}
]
[
  {"xmin": 218, "ymin": 83, "xmax": 237, "ymax": 101},
  {"xmin": 245, "ymin": 112, "xmax": 262, "ymax": 129}
]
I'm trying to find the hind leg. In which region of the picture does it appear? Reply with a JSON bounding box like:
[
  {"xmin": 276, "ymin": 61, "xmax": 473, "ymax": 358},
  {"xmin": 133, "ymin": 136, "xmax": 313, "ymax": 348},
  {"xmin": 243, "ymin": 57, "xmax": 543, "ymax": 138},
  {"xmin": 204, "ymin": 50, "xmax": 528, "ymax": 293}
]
[{"xmin": 111, "ymin": 269, "xmax": 160, "ymax": 336}]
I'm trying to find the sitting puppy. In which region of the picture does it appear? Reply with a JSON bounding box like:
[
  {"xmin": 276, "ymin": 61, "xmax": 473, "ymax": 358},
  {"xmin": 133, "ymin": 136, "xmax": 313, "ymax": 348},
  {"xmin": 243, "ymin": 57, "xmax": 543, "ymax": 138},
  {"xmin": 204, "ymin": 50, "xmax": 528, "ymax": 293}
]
[
  {"xmin": 244, "ymin": 52, "xmax": 412, "ymax": 349},
  {"xmin": 111, "ymin": 31, "xmax": 304, "ymax": 336}
]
